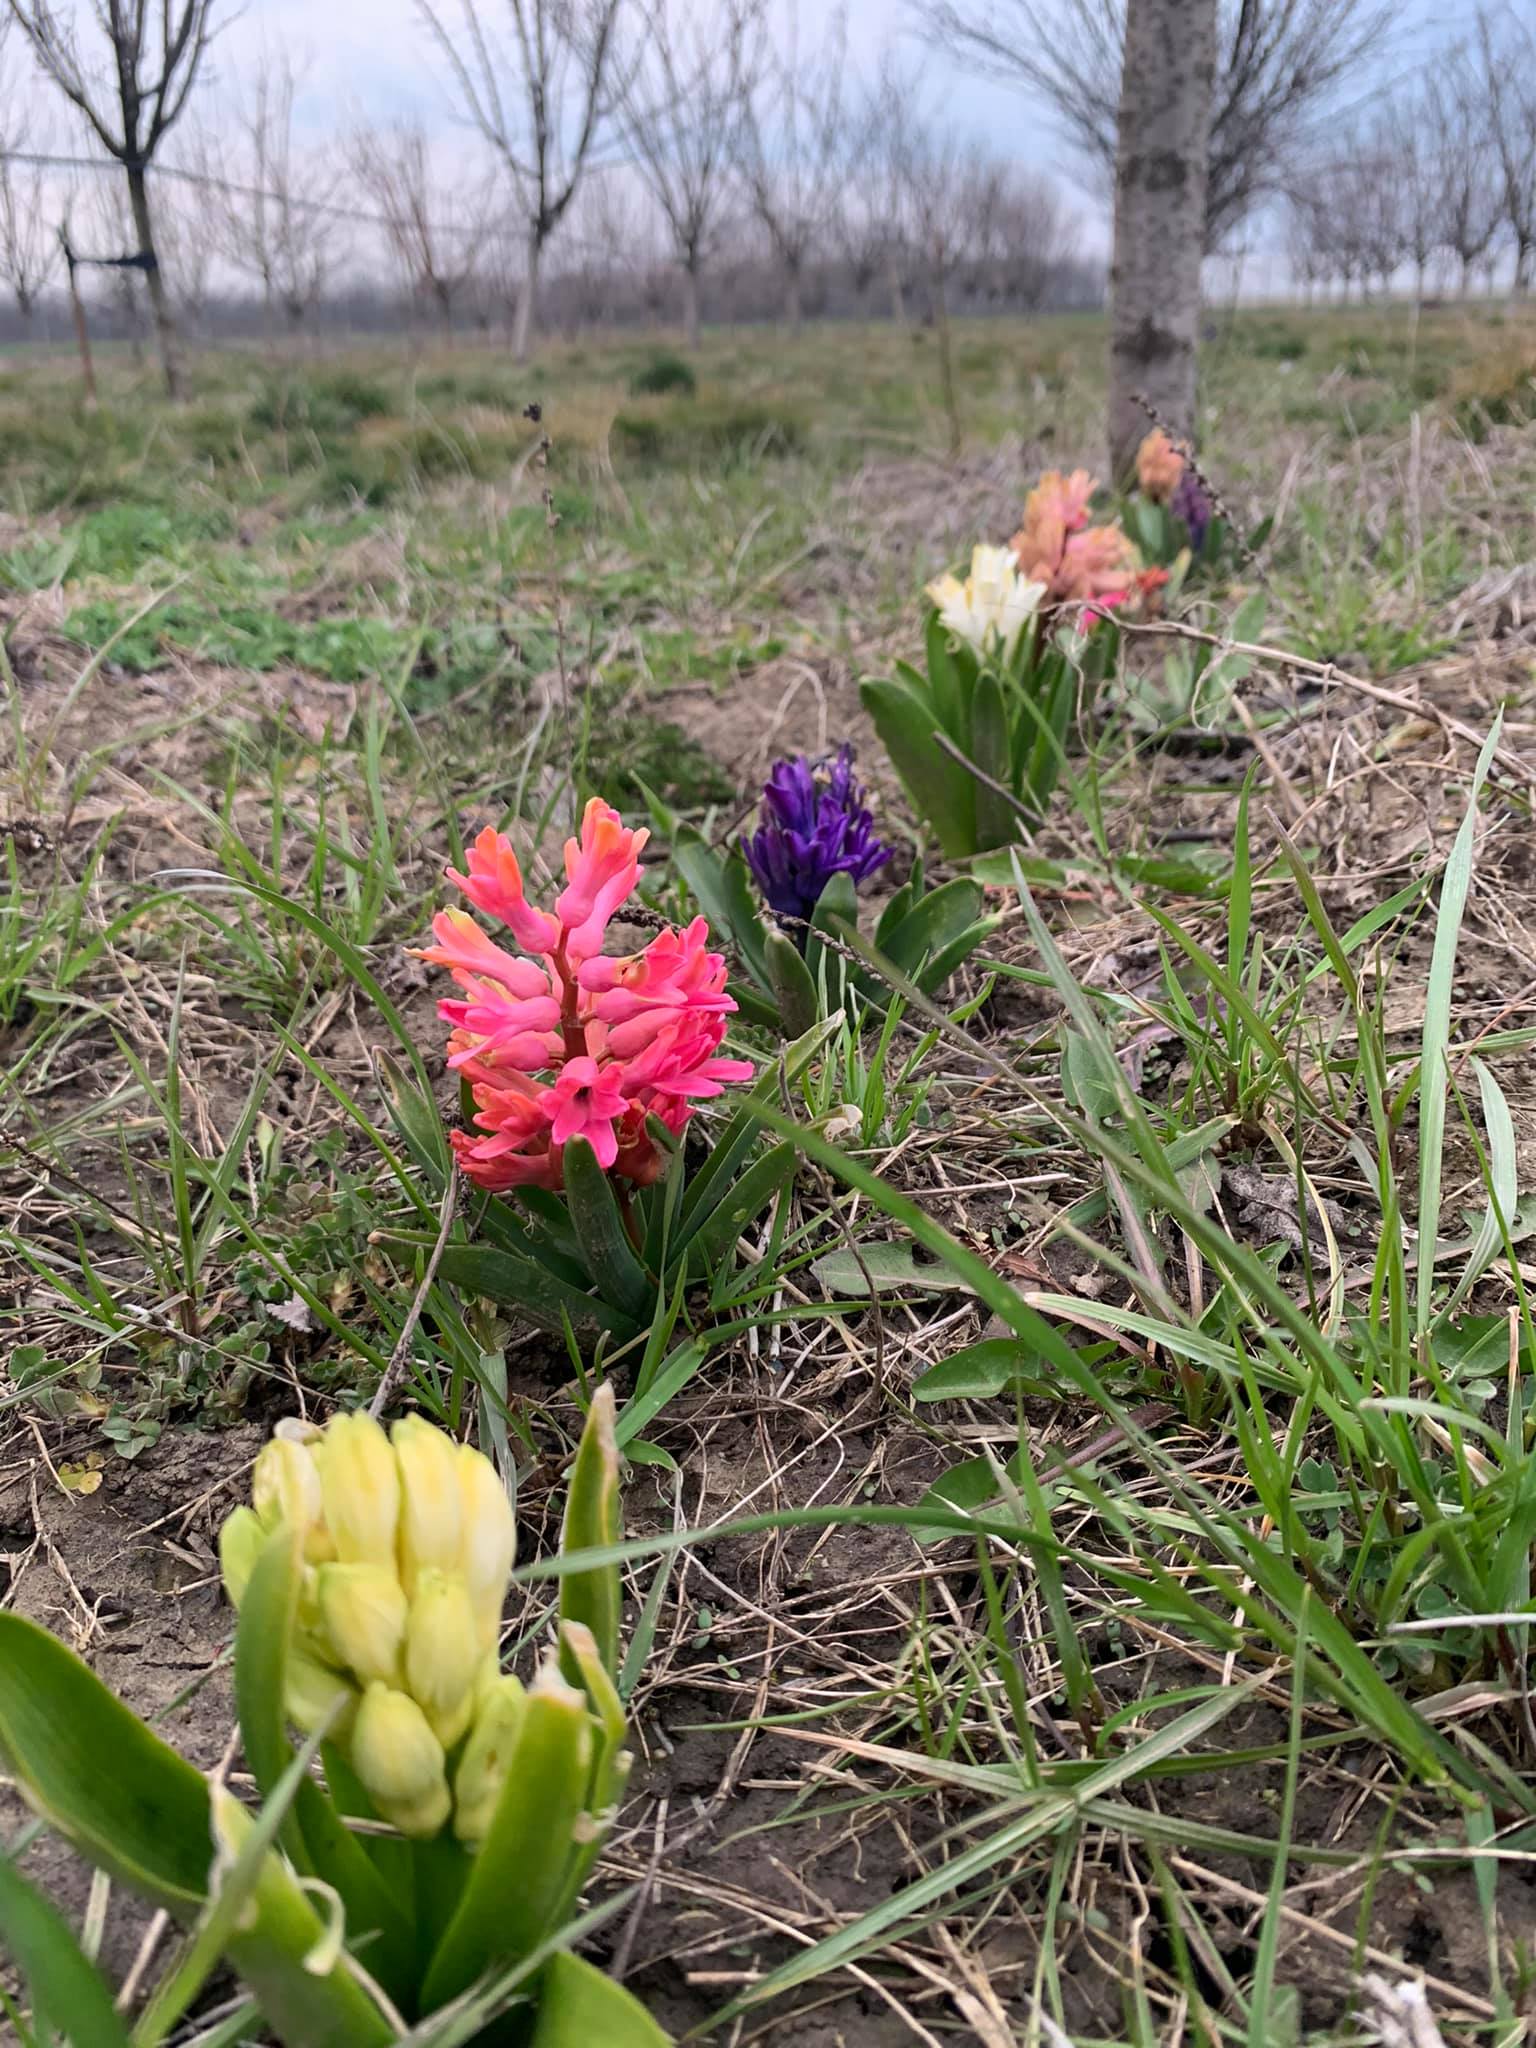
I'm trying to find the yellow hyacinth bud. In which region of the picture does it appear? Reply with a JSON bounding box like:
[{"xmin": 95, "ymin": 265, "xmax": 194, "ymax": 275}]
[
  {"xmin": 351, "ymin": 1682, "xmax": 450, "ymax": 1839},
  {"xmin": 452, "ymin": 1673, "xmax": 527, "ymax": 1845},
  {"xmin": 404, "ymin": 1569, "xmax": 481, "ymax": 1750},
  {"xmin": 392, "ymin": 1415, "xmax": 463, "ymax": 1595},
  {"xmin": 252, "ymin": 1435, "xmax": 323, "ymax": 1538},
  {"xmin": 316, "ymin": 1413, "xmax": 399, "ymax": 1566},
  {"xmin": 218, "ymin": 1506, "xmax": 265, "ymax": 1609},
  {"xmin": 317, "ymin": 1562, "xmax": 409, "ymax": 1688},
  {"xmin": 284, "ymin": 1652, "xmax": 359, "ymax": 1740},
  {"xmin": 455, "ymin": 1442, "xmax": 516, "ymax": 1651}
]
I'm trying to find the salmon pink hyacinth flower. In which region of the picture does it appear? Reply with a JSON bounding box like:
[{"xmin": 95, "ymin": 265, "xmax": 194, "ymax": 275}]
[
  {"xmin": 418, "ymin": 802, "xmax": 752, "ymax": 1194},
  {"xmin": 1135, "ymin": 429, "xmax": 1186, "ymax": 503},
  {"xmin": 1011, "ymin": 467, "xmax": 1145, "ymax": 611}
]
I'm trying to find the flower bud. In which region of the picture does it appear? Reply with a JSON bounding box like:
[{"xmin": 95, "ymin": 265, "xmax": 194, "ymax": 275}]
[
  {"xmin": 218, "ymin": 1506, "xmax": 265, "ymax": 1609},
  {"xmin": 252, "ymin": 1436, "xmax": 323, "ymax": 1539},
  {"xmin": 316, "ymin": 1413, "xmax": 399, "ymax": 1566},
  {"xmin": 351, "ymin": 1682, "xmax": 450, "ymax": 1839},
  {"xmin": 452, "ymin": 1672, "xmax": 527, "ymax": 1845},
  {"xmin": 404, "ymin": 1569, "xmax": 481, "ymax": 1750},
  {"xmin": 284, "ymin": 1652, "xmax": 358, "ymax": 1740},
  {"xmin": 455, "ymin": 1443, "xmax": 516, "ymax": 1650},
  {"xmin": 392, "ymin": 1415, "xmax": 463, "ymax": 1595},
  {"xmin": 317, "ymin": 1563, "xmax": 408, "ymax": 1688}
]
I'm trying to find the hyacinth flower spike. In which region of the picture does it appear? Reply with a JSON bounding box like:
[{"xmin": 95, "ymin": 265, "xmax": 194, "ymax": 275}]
[
  {"xmin": 742, "ymin": 745, "xmax": 891, "ymax": 938},
  {"xmin": 417, "ymin": 799, "xmax": 752, "ymax": 1195}
]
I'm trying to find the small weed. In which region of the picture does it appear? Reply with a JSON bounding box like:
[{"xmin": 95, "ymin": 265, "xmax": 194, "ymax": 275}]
[{"xmin": 629, "ymin": 350, "xmax": 698, "ymax": 397}]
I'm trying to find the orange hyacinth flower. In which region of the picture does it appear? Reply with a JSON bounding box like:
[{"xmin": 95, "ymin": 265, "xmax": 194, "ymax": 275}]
[{"xmin": 1136, "ymin": 429, "xmax": 1186, "ymax": 503}]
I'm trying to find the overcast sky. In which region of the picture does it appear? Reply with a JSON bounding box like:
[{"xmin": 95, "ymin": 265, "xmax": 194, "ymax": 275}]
[{"xmin": 213, "ymin": 0, "xmax": 1059, "ymax": 179}]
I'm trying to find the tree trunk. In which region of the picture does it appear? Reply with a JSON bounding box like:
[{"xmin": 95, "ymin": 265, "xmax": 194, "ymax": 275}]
[
  {"xmin": 784, "ymin": 261, "xmax": 802, "ymax": 333},
  {"xmin": 888, "ymin": 256, "xmax": 906, "ymax": 326},
  {"xmin": 125, "ymin": 163, "xmax": 183, "ymax": 400},
  {"xmin": 1106, "ymin": 0, "xmax": 1218, "ymax": 482},
  {"xmin": 512, "ymin": 226, "xmax": 541, "ymax": 361},
  {"xmin": 934, "ymin": 268, "xmax": 960, "ymax": 460},
  {"xmin": 682, "ymin": 259, "xmax": 701, "ymax": 350}
]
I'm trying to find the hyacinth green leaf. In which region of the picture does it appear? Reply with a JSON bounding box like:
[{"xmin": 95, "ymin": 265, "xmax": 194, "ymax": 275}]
[
  {"xmin": 671, "ymin": 832, "xmax": 770, "ymax": 992},
  {"xmin": 764, "ymin": 926, "xmax": 817, "ymax": 1037},
  {"xmin": 420, "ymin": 1684, "xmax": 595, "ymax": 2012},
  {"xmin": 0, "ymin": 1612, "xmax": 210, "ymax": 1912},
  {"xmin": 803, "ymin": 869, "xmax": 856, "ymax": 1009},
  {"xmin": 373, "ymin": 1049, "xmax": 452, "ymax": 1183},
  {"xmin": 467, "ymin": 1189, "xmax": 590, "ymax": 1289},
  {"xmin": 210, "ymin": 1791, "xmax": 396, "ymax": 2048},
  {"xmin": 968, "ymin": 667, "xmax": 1017, "ymax": 851},
  {"xmin": 562, "ymin": 1137, "xmax": 658, "ymax": 1323},
  {"xmin": 922, "ymin": 609, "xmax": 973, "ymax": 749},
  {"xmin": 860, "ymin": 675, "xmax": 976, "ymax": 859},
  {"xmin": 234, "ymin": 1526, "xmax": 417, "ymax": 2009},
  {"xmin": 876, "ymin": 877, "xmax": 986, "ymax": 978},
  {"xmin": 559, "ymin": 1385, "xmax": 623, "ymax": 1676},
  {"xmin": 528, "ymin": 1951, "xmax": 672, "ymax": 2047},
  {"xmin": 553, "ymin": 1620, "xmax": 630, "ymax": 1918},
  {"xmin": 685, "ymin": 1141, "xmax": 795, "ymax": 1279},
  {"xmin": 673, "ymin": 1015, "xmax": 835, "ymax": 1250},
  {"xmin": 0, "ymin": 1851, "xmax": 132, "ymax": 2048},
  {"xmin": 873, "ymin": 875, "xmax": 916, "ymax": 945},
  {"xmin": 435, "ymin": 1242, "xmax": 639, "ymax": 1340},
  {"xmin": 913, "ymin": 916, "xmax": 1002, "ymax": 996}
]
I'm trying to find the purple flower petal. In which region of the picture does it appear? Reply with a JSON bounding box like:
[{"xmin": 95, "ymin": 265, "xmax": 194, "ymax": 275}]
[{"xmin": 742, "ymin": 744, "xmax": 891, "ymax": 936}]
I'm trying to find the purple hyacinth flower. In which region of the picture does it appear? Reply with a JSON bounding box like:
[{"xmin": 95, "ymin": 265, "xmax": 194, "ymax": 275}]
[
  {"xmin": 743, "ymin": 744, "xmax": 891, "ymax": 936},
  {"xmin": 1170, "ymin": 467, "xmax": 1214, "ymax": 553}
]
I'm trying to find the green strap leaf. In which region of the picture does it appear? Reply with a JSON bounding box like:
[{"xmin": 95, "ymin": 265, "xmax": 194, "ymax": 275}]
[
  {"xmin": 0, "ymin": 1614, "xmax": 210, "ymax": 1913},
  {"xmin": 528, "ymin": 1951, "xmax": 671, "ymax": 2047},
  {"xmin": 860, "ymin": 675, "xmax": 976, "ymax": 859},
  {"xmin": 211, "ymin": 1792, "xmax": 397, "ymax": 2048},
  {"xmin": 968, "ymin": 668, "xmax": 1016, "ymax": 850},
  {"xmin": 420, "ymin": 1686, "xmax": 595, "ymax": 2012},
  {"xmin": 671, "ymin": 833, "xmax": 771, "ymax": 993},
  {"xmin": 685, "ymin": 1142, "xmax": 795, "ymax": 1278},
  {"xmin": 561, "ymin": 1138, "xmax": 659, "ymax": 1324},
  {"xmin": 234, "ymin": 1530, "xmax": 417, "ymax": 2012},
  {"xmin": 559, "ymin": 1387, "xmax": 623, "ymax": 1675},
  {"xmin": 0, "ymin": 1851, "xmax": 132, "ymax": 2048},
  {"xmin": 764, "ymin": 928, "xmax": 817, "ymax": 1038},
  {"xmin": 435, "ymin": 1242, "xmax": 637, "ymax": 1340},
  {"xmin": 373, "ymin": 1050, "xmax": 451, "ymax": 1186}
]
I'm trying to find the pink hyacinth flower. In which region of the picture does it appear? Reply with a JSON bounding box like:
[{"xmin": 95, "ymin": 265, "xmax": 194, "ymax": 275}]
[
  {"xmin": 554, "ymin": 799, "xmax": 649, "ymax": 963},
  {"xmin": 547, "ymin": 1056, "xmax": 630, "ymax": 1168},
  {"xmin": 419, "ymin": 908, "xmax": 558, "ymax": 999},
  {"xmin": 422, "ymin": 802, "xmax": 750, "ymax": 1195},
  {"xmin": 447, "ymin": 827, "xmax": 563, "ymax": 957}
]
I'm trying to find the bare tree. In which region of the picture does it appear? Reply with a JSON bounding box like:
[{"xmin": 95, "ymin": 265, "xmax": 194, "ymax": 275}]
[
  {"xmin": 732, "ymin": 2, "xmax": 851, "ymax": 330},
  {"xmin": 1107, "ymin": 0, "xmax": 1217, "ymax": 479},
  {"xmin": 1477, "ymin": 7, "xmax": 1536, "ymax": 292},
  {"xmin": 351, "ymin": 120, "xmax": 490, "ymax": 342},
  {"xmin": 559, "ymin": 169, "xmax": 654, "ymax": 331},
  {"xmin": 965, "ymin": 163, "xmax": 1073, "ymax": 311},
  {"xmin": 207, "ymin": 53, "xmax": 336, "ymax": 339},
  {"xmin": 1393, "ymin": 115, "xmax": 1442, "ymax": 304},
  {"xmin": 417, "ymin": 0, "xmax": 628, "ymax": 360},
  {"xmin": 619, "ymin": 0, "xmax": 758, "ymax": 347},
  {"xmin": 156, "ymin": 154, "xmax": 221, "ymax": 329},
  {"xmin": 1427, "ymin": 56, "xmax": 1502, "ymax": 296},
  {"xmin": 925, "ymin": 0, "xmax": 1388, "ymax": 252},
  {"xmin": 898, "ymin": 120, "xmax": 990, "ymax": 452},
  {"xmin": 0, "ymin": 27, "xmax": 59, "ymax": 328},
  {"xmin": 6, "ymin": 0, "xmax": 217, "ymax": 394},
  {"xmin": 834, "ymin": 57, "xmax": 919, "ymax": 322}
]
